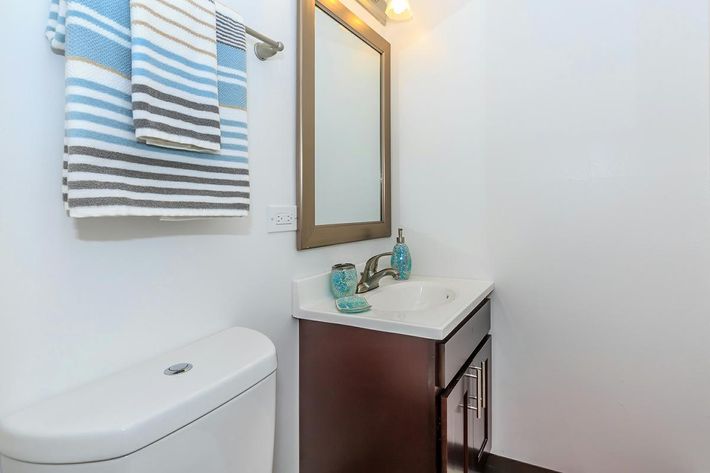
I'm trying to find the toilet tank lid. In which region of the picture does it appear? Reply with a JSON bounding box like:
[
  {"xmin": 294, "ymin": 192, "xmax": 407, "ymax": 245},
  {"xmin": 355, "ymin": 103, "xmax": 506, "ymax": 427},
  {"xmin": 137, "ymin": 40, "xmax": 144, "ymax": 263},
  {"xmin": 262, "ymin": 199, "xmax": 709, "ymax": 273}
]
[{"xmin": 0, "ymin": 327, "xmax": 277, "ymax": 465}]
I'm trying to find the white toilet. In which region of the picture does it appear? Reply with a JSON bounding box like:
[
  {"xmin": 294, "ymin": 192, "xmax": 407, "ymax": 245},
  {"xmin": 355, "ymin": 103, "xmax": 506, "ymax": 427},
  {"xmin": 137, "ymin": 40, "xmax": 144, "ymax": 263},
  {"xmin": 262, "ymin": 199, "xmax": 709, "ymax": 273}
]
[{"xmin": 0, "ymin": 327, "xmax": 277, "ymax": 473}]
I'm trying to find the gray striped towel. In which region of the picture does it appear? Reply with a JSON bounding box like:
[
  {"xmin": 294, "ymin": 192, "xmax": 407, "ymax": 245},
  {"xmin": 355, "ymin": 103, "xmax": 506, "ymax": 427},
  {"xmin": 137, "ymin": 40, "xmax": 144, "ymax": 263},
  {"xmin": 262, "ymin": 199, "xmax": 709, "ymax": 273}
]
[
  {"xmin": 130, "ymin": 0, "xmax": 222, "ymax": 153},
  {"xmin": 46, "ymin": 0, "xmax": 250, "ymax": 218}
]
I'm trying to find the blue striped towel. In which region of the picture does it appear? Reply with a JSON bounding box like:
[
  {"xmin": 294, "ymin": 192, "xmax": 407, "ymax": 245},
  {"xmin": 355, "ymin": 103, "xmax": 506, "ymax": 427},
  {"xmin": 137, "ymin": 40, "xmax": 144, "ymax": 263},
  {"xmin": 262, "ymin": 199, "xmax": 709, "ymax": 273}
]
[
  {"xmin": 46, "ymin": 0, "xmax": 250, "ymax": 218},
  {"xmin": 130, "ymin": 0, "xmax": 222, "ymax": 153},
  {"xmin": 45, "ymin": 0, "xmax": 67, "ymax": 54}
]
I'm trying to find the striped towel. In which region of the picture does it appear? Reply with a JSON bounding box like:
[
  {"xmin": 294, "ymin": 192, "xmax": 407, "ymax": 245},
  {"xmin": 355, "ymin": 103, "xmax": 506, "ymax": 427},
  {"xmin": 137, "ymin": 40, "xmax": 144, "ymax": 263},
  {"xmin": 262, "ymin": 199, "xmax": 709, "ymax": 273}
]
[
  {"xmin": 130, "ymin": 0, "xmax": 222, "ymax": 153},
  {"xmin": 46, "ymin": 0, "xmax": 250, "ymax": 218},
  {"xmin": 46, "ymin": 0, "xmax": 67, "ymax": 53}
]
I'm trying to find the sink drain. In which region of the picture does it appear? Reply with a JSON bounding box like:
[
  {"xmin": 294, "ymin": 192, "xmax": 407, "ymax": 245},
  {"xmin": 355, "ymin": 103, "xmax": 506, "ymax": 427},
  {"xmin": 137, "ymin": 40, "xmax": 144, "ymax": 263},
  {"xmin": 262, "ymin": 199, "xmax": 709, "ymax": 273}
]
[{"xmin": 164, "ymin": 363, "xmax": 193, "ymax": 376}]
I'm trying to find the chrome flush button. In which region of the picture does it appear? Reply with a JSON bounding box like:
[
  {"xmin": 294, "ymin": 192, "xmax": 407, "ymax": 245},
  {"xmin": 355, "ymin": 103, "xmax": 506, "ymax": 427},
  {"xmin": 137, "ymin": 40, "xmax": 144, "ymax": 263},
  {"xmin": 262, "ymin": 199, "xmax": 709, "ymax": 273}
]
[{"xmin": 164, "ymin": 363, "xmax": 193, "ymax": 376}]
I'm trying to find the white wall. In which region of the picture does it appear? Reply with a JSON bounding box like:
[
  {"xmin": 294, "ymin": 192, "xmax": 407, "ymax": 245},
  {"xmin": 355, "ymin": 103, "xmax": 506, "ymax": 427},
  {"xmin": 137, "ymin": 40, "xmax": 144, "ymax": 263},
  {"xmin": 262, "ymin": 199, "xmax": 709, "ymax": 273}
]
[
  {"xmin": 398, "ymin": 0, "xmax": 710, "ymax": 471},
  {"xmin": 0, "ymin": 1, "xmax": 392, "ymax": 472}
]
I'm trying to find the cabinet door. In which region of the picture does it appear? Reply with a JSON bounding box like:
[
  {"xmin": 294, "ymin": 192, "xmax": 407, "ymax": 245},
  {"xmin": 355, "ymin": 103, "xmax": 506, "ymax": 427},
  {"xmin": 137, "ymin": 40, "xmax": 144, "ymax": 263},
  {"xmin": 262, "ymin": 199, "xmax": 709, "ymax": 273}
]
[
  {"xmin": 439, "ymin": 369, "xmax": 468, "ymax": 473},
  {"xmin": 467, "ymin": 336, "xmax": 492, "ymax": 468}
]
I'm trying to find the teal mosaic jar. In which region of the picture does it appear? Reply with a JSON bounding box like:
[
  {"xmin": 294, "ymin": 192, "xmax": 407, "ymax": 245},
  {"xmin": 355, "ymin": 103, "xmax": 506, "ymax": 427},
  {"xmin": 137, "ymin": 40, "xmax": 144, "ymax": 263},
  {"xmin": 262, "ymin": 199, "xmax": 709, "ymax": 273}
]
[{"xmin": 330, "ymin": 263, "xmax": 358, "ymax": 299}]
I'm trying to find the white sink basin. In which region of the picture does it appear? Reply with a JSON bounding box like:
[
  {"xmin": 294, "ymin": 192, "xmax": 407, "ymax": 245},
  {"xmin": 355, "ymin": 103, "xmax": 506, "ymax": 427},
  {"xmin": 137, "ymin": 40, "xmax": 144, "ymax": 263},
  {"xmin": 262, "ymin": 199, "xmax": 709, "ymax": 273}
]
[
  {"xmin": 366, "ymin": 281, "xmax": 455, "ymax": 312},
  {"xmin": 292, "ymin": 272, "xmax": 494, "ymax": 340}
]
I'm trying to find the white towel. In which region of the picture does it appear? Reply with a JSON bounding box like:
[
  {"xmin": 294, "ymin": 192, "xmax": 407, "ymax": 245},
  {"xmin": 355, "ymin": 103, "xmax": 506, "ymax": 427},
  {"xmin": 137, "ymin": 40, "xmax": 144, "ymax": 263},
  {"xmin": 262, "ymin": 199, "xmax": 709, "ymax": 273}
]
[
  {"xmin": 46, "ymin": 0, "xmax": 250, "ymax": 218},
  {"xmin": 130, "ymin": 0, "xmax": 222, "ymax": 153}
]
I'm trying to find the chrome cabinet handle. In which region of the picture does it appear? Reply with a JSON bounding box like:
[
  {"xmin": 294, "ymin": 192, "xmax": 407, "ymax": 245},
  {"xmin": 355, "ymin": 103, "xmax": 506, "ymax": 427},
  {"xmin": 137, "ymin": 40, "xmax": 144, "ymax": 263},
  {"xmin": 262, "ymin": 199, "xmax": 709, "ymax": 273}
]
[
  {"xmin": 481, "ymin": 360, "xmax": 487, "ymax": 410},
  {"xmin": 459, "ymin": 395, "xmax": 479, "ymax": 411},
  {"xmin": 458, "ymin": 362, "xmax": 487, "ymax": 418},
  {"xmin": 467, "ymin": 365, "xmax": 483, "ymax": 419},
  {"xmin": 475, "ymin": 366, "xmax": 483, "ymax": 419}
]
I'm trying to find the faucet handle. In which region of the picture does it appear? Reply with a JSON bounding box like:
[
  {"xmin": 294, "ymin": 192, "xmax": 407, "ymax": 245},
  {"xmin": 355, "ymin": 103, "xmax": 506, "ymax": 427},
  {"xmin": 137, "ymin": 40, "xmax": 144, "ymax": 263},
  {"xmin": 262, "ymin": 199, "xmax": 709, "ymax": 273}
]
[{"xmin": 364, "ymin": 252, "xmax": 393, "ymax": 275}]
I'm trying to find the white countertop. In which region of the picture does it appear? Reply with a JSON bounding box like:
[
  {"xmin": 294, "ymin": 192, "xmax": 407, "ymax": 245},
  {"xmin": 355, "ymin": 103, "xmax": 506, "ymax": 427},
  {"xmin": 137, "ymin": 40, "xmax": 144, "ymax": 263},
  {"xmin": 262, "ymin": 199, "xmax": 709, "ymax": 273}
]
[{"xmin": 292, "ymin": 270, "xmax": 494, "ymax": 340}]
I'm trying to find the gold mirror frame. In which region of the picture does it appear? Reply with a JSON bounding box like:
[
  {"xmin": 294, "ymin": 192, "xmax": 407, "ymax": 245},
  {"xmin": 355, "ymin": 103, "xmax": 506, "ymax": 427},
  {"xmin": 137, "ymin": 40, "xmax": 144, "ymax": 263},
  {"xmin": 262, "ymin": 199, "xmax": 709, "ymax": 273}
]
[{"xmin": 297, "ymin": 0, "xmax": 392, "ymax": 250}]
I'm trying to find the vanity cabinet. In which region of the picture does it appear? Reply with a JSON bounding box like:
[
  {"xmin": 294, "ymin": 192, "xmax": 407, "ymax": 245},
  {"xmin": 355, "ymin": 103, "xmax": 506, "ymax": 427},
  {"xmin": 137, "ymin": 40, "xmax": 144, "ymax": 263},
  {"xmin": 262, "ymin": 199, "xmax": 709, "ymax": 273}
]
[{"xmin": 299, "ymin": 299, "xmax": 492, "ymax": 473}]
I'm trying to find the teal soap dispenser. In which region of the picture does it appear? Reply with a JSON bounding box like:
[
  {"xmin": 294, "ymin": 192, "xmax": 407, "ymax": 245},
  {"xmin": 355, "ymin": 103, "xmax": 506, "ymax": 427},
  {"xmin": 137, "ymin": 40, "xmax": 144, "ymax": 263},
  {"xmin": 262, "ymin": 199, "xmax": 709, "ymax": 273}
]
[{"xmin": 391, "ymin": 228, "xmax": 412, "ymax": 280}]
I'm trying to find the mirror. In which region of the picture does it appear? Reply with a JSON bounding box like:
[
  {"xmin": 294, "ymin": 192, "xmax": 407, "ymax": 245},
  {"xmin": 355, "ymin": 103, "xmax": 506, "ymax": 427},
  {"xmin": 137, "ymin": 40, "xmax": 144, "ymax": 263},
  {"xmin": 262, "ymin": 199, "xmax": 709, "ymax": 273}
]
[
  {"xmin": 315, "ymin": 7, "xmax": 382, "ymax": 226},
  {"xmin": 298, "ymin": 0, "xmax": 391, "ymax": 250}
]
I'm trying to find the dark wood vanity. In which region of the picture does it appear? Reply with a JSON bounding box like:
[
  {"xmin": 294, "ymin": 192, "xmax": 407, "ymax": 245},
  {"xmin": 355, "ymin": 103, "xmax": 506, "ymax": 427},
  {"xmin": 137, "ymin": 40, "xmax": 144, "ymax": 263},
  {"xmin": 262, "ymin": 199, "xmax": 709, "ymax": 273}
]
[{"xmin": 299, "ymin": 299, "xmax": 492, "ymax": 473}]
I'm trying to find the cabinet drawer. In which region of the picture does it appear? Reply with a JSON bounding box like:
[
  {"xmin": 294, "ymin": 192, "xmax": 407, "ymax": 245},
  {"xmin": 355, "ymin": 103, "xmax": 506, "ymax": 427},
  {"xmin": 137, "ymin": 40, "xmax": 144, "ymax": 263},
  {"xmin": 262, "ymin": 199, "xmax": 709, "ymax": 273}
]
[{"xmin": 439, "ymin": 300, "xmax": 490, "ymax": 388}]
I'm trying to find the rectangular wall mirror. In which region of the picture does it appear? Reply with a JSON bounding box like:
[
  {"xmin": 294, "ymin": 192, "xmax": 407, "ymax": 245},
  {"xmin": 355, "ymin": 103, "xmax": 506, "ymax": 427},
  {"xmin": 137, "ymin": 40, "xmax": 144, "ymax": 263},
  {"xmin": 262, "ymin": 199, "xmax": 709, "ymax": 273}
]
[{"xmin": 298, "ymin": 0, "xmax": 391, "ymax": 250}]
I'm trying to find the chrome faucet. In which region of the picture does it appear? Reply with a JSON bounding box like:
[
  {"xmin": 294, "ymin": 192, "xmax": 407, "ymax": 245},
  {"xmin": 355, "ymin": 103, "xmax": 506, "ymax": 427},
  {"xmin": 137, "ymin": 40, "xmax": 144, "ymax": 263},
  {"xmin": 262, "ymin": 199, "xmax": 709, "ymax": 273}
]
[{"xmin": 357, "ymin": 252, "xmax": 400, "ymax": 294}]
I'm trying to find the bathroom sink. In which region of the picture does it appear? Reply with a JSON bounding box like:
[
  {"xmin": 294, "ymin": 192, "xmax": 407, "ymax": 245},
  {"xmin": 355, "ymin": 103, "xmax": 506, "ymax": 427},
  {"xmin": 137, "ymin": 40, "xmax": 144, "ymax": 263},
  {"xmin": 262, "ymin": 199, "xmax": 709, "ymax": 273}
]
[
  {"xmin": 366, "ymin": 281, "xmax": 455, "ymax": 312},
  {"xmin": 292, "ymin": 273, "xmax": 494, "ymax": 340}
]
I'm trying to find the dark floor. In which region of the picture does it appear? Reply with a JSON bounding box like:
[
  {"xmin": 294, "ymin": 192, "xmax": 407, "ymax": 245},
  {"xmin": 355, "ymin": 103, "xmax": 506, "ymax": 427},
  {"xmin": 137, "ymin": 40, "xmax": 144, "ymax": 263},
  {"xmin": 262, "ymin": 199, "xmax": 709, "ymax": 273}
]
[{"xmin": 479, "ymin": 455, "xmax": 561, "ymax": 473}]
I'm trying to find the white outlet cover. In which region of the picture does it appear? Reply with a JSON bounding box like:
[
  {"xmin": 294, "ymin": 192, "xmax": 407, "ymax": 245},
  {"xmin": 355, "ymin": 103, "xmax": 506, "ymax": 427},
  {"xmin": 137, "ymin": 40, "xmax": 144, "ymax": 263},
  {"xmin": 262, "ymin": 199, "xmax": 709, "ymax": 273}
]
[{"xmin": 268, "ymin": 205, "xmax": 298, "ymax": 233}]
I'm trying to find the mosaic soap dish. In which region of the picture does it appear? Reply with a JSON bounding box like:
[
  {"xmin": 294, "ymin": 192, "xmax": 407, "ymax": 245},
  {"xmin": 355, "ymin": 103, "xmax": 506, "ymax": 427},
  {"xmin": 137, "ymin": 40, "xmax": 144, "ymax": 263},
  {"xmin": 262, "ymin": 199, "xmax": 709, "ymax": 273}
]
[{"xmin": 335, "ymin": 295, "xmax": 372, "ymax": 314}]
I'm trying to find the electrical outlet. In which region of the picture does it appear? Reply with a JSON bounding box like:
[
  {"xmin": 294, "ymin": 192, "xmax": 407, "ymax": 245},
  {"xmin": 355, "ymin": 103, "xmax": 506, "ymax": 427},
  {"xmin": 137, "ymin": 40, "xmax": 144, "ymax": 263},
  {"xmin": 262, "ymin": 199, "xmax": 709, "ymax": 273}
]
[{"xmin": 268, "ymin": 205, "xmax": 297, "ymax": 233}]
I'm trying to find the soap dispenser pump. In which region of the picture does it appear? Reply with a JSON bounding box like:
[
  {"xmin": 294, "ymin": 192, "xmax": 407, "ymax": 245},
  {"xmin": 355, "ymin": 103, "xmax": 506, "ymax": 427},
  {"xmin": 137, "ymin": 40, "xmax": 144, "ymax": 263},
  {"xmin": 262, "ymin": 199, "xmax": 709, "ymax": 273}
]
[{"xmin": 391, "ymin": 228, "xmax": 412, "ymax": 280}]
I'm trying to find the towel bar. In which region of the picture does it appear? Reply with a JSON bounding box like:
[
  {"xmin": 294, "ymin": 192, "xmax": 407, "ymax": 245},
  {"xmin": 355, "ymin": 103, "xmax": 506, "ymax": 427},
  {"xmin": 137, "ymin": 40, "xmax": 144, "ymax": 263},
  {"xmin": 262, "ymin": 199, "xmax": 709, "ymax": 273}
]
[{"xmin": 246, "ymin": 26, "xmax": 285, "ymax": 60}]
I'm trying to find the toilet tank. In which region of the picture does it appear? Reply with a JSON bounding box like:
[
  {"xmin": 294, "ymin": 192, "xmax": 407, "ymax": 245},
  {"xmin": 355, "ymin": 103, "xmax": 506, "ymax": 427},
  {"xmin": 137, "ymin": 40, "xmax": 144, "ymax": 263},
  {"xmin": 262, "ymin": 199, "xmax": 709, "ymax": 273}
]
[{"xmin": 0, "ymin": 328, "xmax": 277, "ymax": 473}]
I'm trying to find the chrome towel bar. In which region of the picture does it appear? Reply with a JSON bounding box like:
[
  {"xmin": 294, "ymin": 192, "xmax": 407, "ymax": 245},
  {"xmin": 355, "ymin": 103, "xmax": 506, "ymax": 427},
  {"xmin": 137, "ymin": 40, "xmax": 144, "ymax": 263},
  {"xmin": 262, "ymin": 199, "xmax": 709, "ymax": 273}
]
[{"xmin": 246, "ymin": 26, "xmax": 285, "ymax": 60}]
